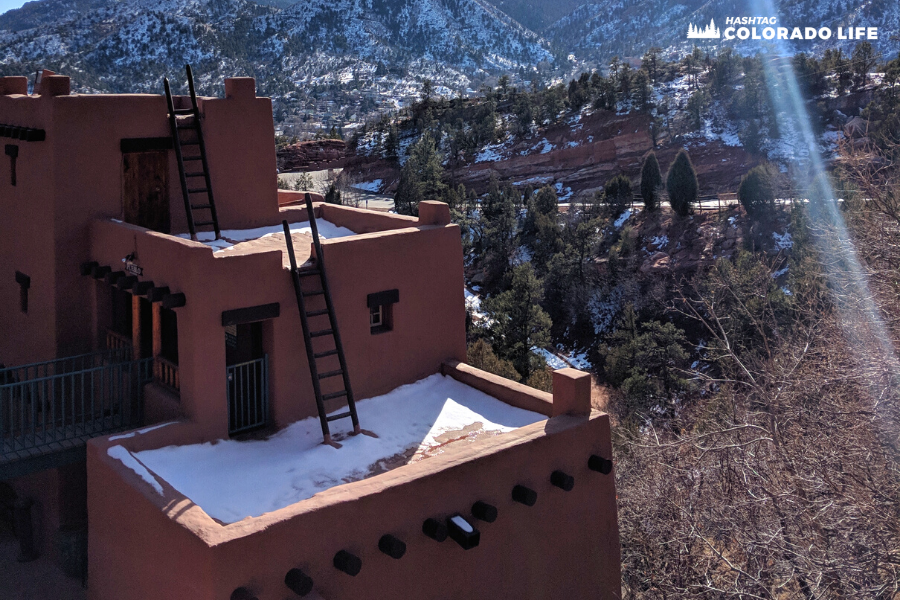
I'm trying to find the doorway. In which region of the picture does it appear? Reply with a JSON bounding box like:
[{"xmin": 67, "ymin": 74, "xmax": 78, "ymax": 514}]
[
  {"xmin": 122, "ymin": 150, "xmax": 170, "ymax": 233},
  {"xmin": 225, "ymin": 322, "xmax": 268, "ymax": 436}
]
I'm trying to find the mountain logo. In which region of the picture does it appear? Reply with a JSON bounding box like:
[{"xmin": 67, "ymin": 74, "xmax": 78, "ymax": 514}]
[{"xmin": 687, "ymin": 19, "xmax": 721, "ymax": 39}]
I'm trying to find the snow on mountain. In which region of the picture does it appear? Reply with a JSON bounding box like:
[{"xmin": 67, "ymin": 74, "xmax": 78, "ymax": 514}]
[
  {"xmin": 546, "ymin": 0, "xmax": 900, "ymax": 61},
  {"xmin": 0, "ymin": 0, "xmax": 551, "ymax": 95}
]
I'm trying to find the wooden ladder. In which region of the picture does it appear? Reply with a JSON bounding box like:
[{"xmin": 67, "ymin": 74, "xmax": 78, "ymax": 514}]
[
  {"xmin": 164, "ymin": 64, "xmax": 221, "ymax": 241},
  {"xmin": 283, "ymin": 195, "xmax": 360, "ymax": 445}
]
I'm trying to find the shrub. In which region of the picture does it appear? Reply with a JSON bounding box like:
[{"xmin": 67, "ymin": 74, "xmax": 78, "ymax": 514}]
[
  {"xmin": 666, "ymin": 150, "xmax": 698, "ymax": 216},
  {"xmin": 737, "ymin": 164, "xmax": 775, "ymax": 218}
]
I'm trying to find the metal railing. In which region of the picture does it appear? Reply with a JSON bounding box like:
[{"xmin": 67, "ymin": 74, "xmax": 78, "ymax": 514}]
[
  {"xmin": 1, "ymin": 350, "xmax": 152, "ymax": 458},
  {"xmin": 227, "ymin": 355, "xmax": 269, "ymax": 436}
]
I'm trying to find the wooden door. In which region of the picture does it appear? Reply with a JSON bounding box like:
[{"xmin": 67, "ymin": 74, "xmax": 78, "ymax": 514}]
[{"xmin": 123, "ymin": 150, "xmax": 170, "ymax": 233}]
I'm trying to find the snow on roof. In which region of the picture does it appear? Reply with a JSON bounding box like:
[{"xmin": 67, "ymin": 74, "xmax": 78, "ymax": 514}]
[
  {"xmin": 118, "ymin": 374, "xmax": 545, "ymax": 524},
  {"xmin": 176, "ymin": 219, "xmax": 356, "ymax": 252}
]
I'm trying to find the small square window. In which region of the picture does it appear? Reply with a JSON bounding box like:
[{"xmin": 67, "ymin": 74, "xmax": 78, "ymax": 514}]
[
  {"xmin": 369, "ymin": 305, "xmax": 383, "ymax": 328},
  {"xmin": 369, "ymin": 303, "xmax": 392, "ymax": 334},
  {"xmin": 367, "ymin": 289, "xmax": 398, "ymax": 335}
]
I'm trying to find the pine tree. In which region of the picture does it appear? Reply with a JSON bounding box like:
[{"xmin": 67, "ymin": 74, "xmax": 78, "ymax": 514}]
[
  {"xmin": 384, "ymin": 126, "xmax": 399, "ymax": 161},
  {"xmin": 324, "ymin": 183, "xmax": 342, "ymax": 205},
  {"xmin": 483, "ymin": 263, "xmax": 552, "ymax": 378},
  {"xmin": 738, "ymin": 164, "xmax": 775, "ymax": 218},
  {"xmin": 640, "ymin": 152, "xmax": 662, "ymax": 211},
  {"xmin": 666, "ymin": 150, "xmax": 698, "ymax": 216},
  {"xmin": 604, "ymin": 173, "xmax": 632, "ymax": 217},
  {"xmin": 393, "ymin": 133, "xmax": 445, "ymax": 216}
]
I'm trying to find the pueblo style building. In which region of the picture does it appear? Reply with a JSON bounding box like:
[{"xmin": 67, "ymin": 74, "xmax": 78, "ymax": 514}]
[{"xmin": 0, "ymin": 68, "xmax": 620, "ymax": 599}]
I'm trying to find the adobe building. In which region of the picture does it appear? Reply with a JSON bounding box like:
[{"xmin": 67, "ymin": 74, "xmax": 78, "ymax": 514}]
[{"xmin": 0, "ymin": 69, "xmax": 620, "ymax": 599}]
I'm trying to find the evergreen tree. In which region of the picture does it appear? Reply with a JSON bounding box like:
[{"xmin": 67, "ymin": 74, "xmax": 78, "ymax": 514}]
[
  {"xmin": 599, "ymin": 304, "xmax": 689, "ymax": 416},
  {"xmin": 851, "ymin": 41, "xmax": 877, "ymax": 90},
  {"xmin": 483, "ymin": 186, "xmax": 518, "ymax": 284},
  {"xmin": 483, "ymin": 263, "xmax": 552, "ymax": 378},
  {"xmin": 640, "ymin": 151, "xmax": 662, "ymax": 211},
  {"xmin": 686, "ymin": 89, "xmax": 710, "ymax": 130},
  {"xmin": 393, "ymin": 133, "xmax": 445, "ymax": 216},
  {"xmin": 384, "ymin": 126, "xmax": 399, "ymax": 161},
  {"xmin": 633, "ymin": 69, "xmax": 652, "ymax": 111},
  {"xmin": 738, "ymin": 164, "xmax": 775, "ymax": 218},
  {"xmin": 604, "ymin": 173, "xmax": 632, "ymax": 217},
  {"xmin": 666, "ymin": 150, "xmax": 698, "ymax": 216},
  {"xmin": 324, "ymin": 183, "xmax": 342, "ymax": 205},
  {"xmin": 641, "ymin": 47, "xmax": 662, "ymax": 83}
]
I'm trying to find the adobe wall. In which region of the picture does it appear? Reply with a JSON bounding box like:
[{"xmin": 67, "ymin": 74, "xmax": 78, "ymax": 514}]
[
  {"xmin": 0, "ymin": 75, "xmax": 281, "ymax": 364},
  {"xmin": 88, "ymin": 206, "xmax": 467, "ymax": 438},
  {"xmin": 87, "ymin": 409, "xmax": 620, "ymax": 600},
  {"xmin": 0, "ymin": 87, "xmax": 57, "ymax": 366}
]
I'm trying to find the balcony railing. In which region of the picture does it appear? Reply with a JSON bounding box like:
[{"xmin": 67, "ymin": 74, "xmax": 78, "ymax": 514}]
[
  {"xmin": 106, "ymin": 329, "xmax": 132, "ymax": 353},
  {"xmin": 1, "ymin": 350, "xmax": 152, "ymax": 469},
  {"xmin": 154, "ymin": 356, "xmax": 180, "ymax": 392}
]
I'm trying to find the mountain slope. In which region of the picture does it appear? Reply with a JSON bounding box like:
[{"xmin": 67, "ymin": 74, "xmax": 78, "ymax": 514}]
[
  {"xmin": 0, "ymin": 0, "xmax": 552, "ymax": 94},
  {"xmin": 546, "ymin": 0, "xmax": 900, "ymax": 60}
]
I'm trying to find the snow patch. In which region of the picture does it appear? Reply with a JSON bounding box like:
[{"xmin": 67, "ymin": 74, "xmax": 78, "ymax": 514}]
[
  {"xmin": 772, "ymin": 230, "xmax": 793, "ymax": 250},
  {"xmin": 613, "ymin": 210, "xmax": 632, "ymax": 229},
  {"xmin": 352, "ymin": 179, "xmax": 383, "ymax": 192},
  {"xmin": 133, "ymin": 375, "xmax": 545, "ymax": 523},
  {"xmin": 177, "ymin": 219, "xmax": 356, "ymax": 252},
  {"xmin": 108, "ymin": 446, "xmax": 164, "ymax": 495}
]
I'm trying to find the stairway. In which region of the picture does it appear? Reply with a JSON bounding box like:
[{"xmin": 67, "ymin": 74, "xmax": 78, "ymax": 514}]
[
  {"xmin": 164, "ymin": 64, "xmax": 221, "ymax": 241},
  {"xmin": 283, "ymin": 195, "xmax": 360, "ymax": 445}
]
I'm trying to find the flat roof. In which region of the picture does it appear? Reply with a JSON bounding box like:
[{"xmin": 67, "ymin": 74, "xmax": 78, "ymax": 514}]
[
  {"xmin": 109, "ymin": 374, "xmax": 546, "ymax": 524},
  {"xmin": 176, "ymin": 219, "xmax": 357, "ymax": 267}
]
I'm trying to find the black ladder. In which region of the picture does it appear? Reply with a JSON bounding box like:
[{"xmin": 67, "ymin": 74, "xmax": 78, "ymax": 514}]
[
  {"xmin": 283, "ymin": 195, "xmax": 360, "ymax": 445},
  {"xmin": 164, "ymin": 64, "xmax": 221, "ymax": 241}
]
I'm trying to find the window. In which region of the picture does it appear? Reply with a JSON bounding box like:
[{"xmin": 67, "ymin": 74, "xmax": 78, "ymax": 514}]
[
  {"xmin": 370, "ymin": 305, "xmax": 383, "ymax": 328},
  {"xmin": 367, "ymin": 289, "xmax": 398, "ymax": 334}
]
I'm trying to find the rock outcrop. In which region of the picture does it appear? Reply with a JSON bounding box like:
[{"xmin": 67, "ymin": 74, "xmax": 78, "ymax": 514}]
[{"xmin": 277, "ymin": 140, "xmax": 349, "ymax": 172}]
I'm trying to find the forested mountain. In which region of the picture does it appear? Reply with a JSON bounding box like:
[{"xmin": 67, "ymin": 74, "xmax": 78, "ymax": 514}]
[
  {"xmin": 0, "ymin": 0, "xmax": 551, "ymax": 95},
  {"xmin": 544, "ymin": 0, "xmax": 900, "ymax": 60},
  {"xmin": 1, "ymin": 0, "xmax": 897, "ymax": 103}
]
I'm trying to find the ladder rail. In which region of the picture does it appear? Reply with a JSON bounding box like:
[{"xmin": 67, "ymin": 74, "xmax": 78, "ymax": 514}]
[
  {"xmin": 283, "ymin": 221, "xmax": 332, "ymax": 440},
  {"xmin": 164, "ymin": 77, "xmax": 198, "ymax": 241},
  {"xmin": 185, "ymin": 65, "xmax": 221, "ymax": 240},
  {"xmin": 303, "ymin": 194, "xmax": 359, "ymax": 431}
]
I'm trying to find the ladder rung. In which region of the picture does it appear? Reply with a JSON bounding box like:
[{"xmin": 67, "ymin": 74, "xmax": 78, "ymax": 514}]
[
  {"xmin": 302, "ymin": 290, "xmax": 324, "ymax": 297},
  {"xmin": 313, "ymin": 349, "xmax": 338, "ymax": 359},
  {"xmin": 173, "ymin": 109, "xmax": 193, "ymax": 115},
  {"xmin": 188, "ymin": 188, "xmax": 208, "ymax": 194},
  {"xmin": 183, "ymin": 156, "xmax": 203, "ymax": 161},
  {"xmin": 298, "ymin": 270, "xmax": 321, "ymax": 277},
  {"xmin": 306, "ymin": 309, "xmax": 329, "ymax": 317},
  {"xmin": 181, "ymin": 141, "xmax": 200, "ymax": 146},
  {"xmin": 326, "ymin": 411, "xmax": 350, "ymax": 421},
  {"xmin": 185, "ymin": 172, "xmax": 205, "ymax": 177},
  {"xmin": 318, "ymin": 369, "xmax": 343, "ymax": 380},
  {"xmin": 310, "ymin": 329, "xmax": 333, "ymax": 338},
  {"xmin": 194, "ymin": 220, "xmax": 215, "ymax": 226},
  {"xmin": 191, "ymin": 204, "xmax": 212, "ymax": 210},
  {"xmin": 322, "ymin": 391, "xmax": 348, "ymax": 401}
]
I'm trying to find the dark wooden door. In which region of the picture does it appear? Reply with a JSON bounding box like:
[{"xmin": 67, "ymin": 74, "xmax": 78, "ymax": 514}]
[{"xmin": 123, "ymin": 151, "xmax": 170, "ymax": 233}]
